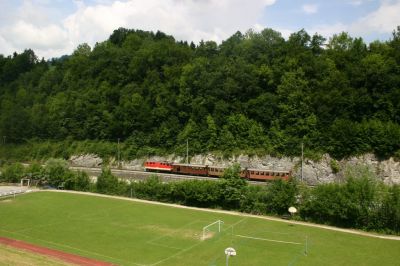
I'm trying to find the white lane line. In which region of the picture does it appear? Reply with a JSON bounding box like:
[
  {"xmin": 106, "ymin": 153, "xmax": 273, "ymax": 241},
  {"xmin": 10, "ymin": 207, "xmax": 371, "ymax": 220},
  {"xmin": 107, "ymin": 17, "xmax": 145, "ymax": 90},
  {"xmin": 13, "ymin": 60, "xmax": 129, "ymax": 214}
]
[{"xmin": 235, "ymin": 234, "xmax": 301, "ymax": 245}]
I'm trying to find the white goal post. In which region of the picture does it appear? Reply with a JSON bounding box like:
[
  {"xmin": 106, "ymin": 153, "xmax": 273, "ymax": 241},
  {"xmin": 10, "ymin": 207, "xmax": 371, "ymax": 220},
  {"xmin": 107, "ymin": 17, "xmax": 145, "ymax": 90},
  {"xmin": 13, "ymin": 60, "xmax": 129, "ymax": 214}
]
[{"xmin": 202, "ymin": 220, "xmax": 223, "ymax": 240}]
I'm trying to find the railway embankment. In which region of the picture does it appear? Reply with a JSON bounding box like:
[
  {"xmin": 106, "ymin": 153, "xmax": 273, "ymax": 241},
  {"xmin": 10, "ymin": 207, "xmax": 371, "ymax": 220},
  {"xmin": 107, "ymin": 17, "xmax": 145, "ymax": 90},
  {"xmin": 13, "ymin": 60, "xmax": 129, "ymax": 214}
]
[{"xmin": 69, "ymin": 153, "xmax": 400, "ymax": 185}]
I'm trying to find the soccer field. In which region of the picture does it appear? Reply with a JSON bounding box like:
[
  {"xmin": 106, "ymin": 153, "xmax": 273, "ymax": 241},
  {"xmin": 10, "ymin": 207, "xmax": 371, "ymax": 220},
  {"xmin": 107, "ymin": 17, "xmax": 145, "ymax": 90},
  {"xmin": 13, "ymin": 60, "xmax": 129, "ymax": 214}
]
[{"xmin": 0, "ymin": 191, "xmax": 399, "ymax": 266}]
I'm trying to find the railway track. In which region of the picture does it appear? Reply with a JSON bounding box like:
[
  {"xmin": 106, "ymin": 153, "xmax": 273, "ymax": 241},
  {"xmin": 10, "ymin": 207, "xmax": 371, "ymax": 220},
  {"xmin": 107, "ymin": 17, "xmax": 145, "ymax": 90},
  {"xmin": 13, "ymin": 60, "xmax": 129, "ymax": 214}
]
[
  {"xmin": 21, "ymin": 163, "xmax": 270, "ymax": 185},
  {"xmin": 70, "ymin": 166, "xmax": 268, "ymax": 185}
]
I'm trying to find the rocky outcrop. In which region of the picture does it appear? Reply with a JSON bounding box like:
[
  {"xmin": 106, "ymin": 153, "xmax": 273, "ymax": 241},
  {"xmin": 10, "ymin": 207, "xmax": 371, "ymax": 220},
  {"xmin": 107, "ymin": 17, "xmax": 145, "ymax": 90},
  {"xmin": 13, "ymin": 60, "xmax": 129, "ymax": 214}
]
[
  {"xmin": 69, "ymin": 153, "xmax": 400, "ymax": 185},
  {"xmin": 69, "ymin": 154, "xmax": 103, "ymax": 168}
]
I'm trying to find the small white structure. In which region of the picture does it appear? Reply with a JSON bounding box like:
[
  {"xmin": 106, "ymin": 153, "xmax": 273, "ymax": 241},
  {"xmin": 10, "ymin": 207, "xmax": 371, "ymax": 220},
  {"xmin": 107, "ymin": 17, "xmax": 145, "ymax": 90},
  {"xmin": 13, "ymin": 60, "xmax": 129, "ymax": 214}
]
[
  {"xmin": 20, "ymin": 178, "xmax": 30, "ymax": 187},
  {"xmin": 225, "ymin": 247, "xmax": 236, "ymax": 266},
  {"xmin": 288, "ymin": 206, "xmax": 297, "ymax": 216}
]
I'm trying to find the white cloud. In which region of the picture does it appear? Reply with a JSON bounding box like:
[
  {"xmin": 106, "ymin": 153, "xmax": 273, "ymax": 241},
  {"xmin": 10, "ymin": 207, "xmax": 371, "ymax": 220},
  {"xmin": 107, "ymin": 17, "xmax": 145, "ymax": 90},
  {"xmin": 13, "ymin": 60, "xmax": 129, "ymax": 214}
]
[
  {"xmin": 307, "ymin": 23, "xmax": 348, "ymax": 38},
  {"xmin": 64, "ymin": 0, "xmax": 277, "ymax": 46},
  {"xmin": 348, "ymin": 0, "xmax": 374, "ymax": 6},
  {"xmin": 304, "ymin": 1, "xmax": 400, "ymax": 41},
  {"xmin": 0, "ymin": 35, "xmax": 14, "ymax": 57},
  {"xmin": 302, "ymin": 4, "xmax": 318, "ymax": 14},
  {"xmin": 7, "ymin": 21, "xmax": 69, "ymax": 50},
  {"xmin": 350, "ymin": 0, "xmax": 400, "ymax": 35},
  {"xmin": 349, "ymin": 0, "xmax": 363, "ymax": 6},
  {"xmin": 0, "ymin": 0, "xmax": 277, "ymax": 58}
]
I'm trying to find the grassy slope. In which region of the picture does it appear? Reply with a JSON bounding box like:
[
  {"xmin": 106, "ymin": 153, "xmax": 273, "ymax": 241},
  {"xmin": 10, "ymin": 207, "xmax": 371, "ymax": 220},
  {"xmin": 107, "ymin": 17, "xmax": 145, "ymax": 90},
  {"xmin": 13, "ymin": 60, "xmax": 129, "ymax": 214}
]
[{"xmin": 0, "ymin": 192, "xmax": 399, "ymax": 266}]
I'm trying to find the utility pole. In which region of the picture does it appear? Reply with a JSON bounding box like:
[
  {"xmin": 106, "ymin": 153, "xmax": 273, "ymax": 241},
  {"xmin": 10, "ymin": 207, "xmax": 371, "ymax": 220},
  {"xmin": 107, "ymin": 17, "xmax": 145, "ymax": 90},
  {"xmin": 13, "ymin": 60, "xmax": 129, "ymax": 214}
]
[
  {"xmin": 186, "ymin": 139, "xmax": 189, "ymax": 164},
  {"xmin": 301, "ymin": 142, "xmax": 304, "ymax": 182},
  {"xmin": 117, "ymin": 138, "xmax": 120, "ymax": 167}
]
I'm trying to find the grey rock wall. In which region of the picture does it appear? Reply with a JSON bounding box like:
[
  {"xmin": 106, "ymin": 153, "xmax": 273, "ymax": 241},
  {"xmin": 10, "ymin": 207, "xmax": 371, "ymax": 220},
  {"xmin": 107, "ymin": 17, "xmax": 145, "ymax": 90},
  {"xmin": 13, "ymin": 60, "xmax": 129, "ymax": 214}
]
[{"xmin": 69, "ymin": 153, "xmax": 400, "ymax": 185}]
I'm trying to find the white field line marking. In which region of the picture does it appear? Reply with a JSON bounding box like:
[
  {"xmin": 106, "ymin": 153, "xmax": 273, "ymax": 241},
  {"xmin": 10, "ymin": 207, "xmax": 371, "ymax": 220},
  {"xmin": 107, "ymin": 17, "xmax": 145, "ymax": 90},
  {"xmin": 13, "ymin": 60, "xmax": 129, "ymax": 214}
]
[
  {"xmin": 37, "ymin": 191, "xmax": 400, "ymax": 240},
  {"xmin": 230, "ymin": 217, "xmax": 248, "ymax": 228},
  {"xmin": 235, "ymin": 234, "xmax": 302, "ymax": 245},
  {"xmin": 149, "ymin": 219, "xmax": 245, "ymax": 266},
  {"xmin": 147, "ymin": 241, "xmax": 182, "ymax": 251},
  {"xmin": 146, "ymin": 219, "xmax": 212, "ymax": 265},
  {"xmin": 16, "ymin": 204, "xmax": 127, "ymax": 233},
  {"xmin": 222, "ymin": 217, "xmax": 248, "ymax": 234},
  {"xmin": 147, "ymin": 219, "xmax": 202, "ymax": 244},
  {"xmin": 0, "ymin": 228, "xmax": 142, "ymax": 266},
  {"xmin": 149, "ymin": 240, "xmax": 204, "ymax": 266},
  {"xmin": 15, "ymin": 221, "xmax": 67, "ymax": 233}
]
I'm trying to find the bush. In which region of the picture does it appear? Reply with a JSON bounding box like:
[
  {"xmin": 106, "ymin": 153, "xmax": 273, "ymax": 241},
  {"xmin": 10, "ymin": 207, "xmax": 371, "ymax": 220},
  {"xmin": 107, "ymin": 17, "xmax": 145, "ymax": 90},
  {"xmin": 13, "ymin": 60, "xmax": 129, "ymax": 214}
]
[
  {"xmin": 299, "ymin": 165, "xmax": 400, "ymax": 233},
  {"xmin": 265, "ymin": 178, "xmax": 298, "ymax": 215},
  {"xmin": 219, "ymin": 164, "xmax": 247, "ymax": 209},
  {"xmin": 24, "ymin": 162, "xmax": 44, "ymax": 180},
  {"xmin": 65, "ymin": 171, "xmax": 91, "ymax": 191},
  {"xmin": 0, "ymin": 163, "xmax": 25, "ymax": 183},
  {"xmin": 131, "ymin": 175, "xmax": 171, "ymax": 201},
  {"xmin": 41, "ymin": 158, "xmax": 69, "ymax": 187},
  {"xmin": 171, "ymin": 180, "xmax": 221, "ymax": 207},
  {"xmin": 330, "ymin": 159, "xmax": 340, "ymax": 174},
  {"xmin": 96, "ymin": 167, "xmax": 127, "ymax": 195}
]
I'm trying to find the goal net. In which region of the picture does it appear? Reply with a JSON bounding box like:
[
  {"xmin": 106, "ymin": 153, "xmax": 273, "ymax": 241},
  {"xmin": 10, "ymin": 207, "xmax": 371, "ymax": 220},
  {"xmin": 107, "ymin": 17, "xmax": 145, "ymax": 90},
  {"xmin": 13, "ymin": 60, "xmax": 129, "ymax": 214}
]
[{"xmin": 202, "ymin": 220, "xmax": 223, "ymax": 240}]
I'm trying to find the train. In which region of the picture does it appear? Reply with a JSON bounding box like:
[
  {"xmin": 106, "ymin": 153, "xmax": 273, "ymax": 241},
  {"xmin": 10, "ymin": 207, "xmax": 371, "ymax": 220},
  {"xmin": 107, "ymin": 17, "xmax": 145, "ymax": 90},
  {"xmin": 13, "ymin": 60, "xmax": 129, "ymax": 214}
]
[{"xmin": 144, "ymin": 161, "xmax": 291, "ymax": 181}]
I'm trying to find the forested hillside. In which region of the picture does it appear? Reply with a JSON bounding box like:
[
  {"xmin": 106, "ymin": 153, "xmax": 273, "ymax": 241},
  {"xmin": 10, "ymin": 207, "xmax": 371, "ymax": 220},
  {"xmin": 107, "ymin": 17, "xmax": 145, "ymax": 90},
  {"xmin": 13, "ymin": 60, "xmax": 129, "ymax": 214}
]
[{"xmin": 1, "ymin": 27, "xmax": 400, "ymax": 160}]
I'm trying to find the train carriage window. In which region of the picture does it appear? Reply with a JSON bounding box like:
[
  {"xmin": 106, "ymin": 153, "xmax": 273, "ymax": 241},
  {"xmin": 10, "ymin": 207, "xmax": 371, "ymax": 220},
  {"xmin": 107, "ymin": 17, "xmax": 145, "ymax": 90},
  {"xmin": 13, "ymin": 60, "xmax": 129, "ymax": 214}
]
[{"xmin": 251, "ymin": 171, "xmax": 254, "ymax": 174}]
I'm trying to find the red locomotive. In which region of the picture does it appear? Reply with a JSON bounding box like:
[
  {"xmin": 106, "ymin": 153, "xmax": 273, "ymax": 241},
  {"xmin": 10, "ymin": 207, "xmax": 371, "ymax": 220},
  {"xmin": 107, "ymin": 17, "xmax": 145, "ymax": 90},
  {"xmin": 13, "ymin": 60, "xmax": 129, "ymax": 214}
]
[{"xmin": 144, "ymin": 161, "xmax": 290, "ymax": 181}]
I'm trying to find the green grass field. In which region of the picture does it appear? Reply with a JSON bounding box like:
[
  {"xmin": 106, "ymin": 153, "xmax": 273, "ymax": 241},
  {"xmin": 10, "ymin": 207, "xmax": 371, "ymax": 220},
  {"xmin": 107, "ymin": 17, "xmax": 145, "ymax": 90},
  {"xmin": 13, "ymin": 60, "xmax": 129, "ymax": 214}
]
[{"xmin": 0, "ymin": 191, "xmax": 399, "ymax": 266}]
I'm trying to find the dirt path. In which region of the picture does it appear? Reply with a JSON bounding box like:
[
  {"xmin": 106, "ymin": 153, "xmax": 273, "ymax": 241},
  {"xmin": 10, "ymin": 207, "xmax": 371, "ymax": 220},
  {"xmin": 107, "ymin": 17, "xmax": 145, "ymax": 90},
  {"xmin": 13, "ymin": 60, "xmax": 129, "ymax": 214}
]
[
  {"xmin": 44, "ymin": 190, "xmax": 400, "ymax": 241},
  {"xmin": 0, "ymin": 237, "xmax": 116, "ymax": 266}
]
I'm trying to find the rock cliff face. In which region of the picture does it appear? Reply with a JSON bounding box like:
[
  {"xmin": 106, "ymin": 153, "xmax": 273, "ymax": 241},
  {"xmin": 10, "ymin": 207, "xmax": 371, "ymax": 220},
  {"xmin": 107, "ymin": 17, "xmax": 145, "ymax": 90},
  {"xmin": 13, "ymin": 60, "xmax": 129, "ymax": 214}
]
[
  {"xmin": 69, "ymin": 153, "xmax": 400, "ymax": 185},
  {"xmin": 69, "ymin": 154, "xmax": 103, "ymax": 168}
]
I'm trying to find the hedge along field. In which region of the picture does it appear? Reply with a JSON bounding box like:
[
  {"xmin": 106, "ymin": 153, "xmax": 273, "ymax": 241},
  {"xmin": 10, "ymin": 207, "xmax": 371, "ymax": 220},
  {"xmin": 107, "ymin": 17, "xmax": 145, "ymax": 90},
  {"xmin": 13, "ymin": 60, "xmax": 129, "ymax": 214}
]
[{"xmin": 0, "ymin": 192, "xmax": 399, "ymax": 266}]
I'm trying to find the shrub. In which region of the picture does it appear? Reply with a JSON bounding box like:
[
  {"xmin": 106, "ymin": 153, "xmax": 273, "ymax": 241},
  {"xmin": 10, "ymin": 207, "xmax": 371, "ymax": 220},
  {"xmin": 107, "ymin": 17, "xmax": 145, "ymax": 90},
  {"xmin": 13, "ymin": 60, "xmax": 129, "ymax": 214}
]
[
  {"xmin": 41, "ymin": 158, "xmax": 69, "ymax": 187},
  {"xmin": 65, "ymin": 171, "xmax": 91, "ymax": 191},
  {"xmin": 96, "ymin": 167, "xmax": 127, "ymax": 195},
  {"xmin": 0, "ymin": 163, "xmax": 25, "ymax": 183},
  {"xmin": 265, "ymin": 178, "xmax": 298, "ymax": 215},
  {"xmin": 330, "ymin": 159, "xmax": 340, "ymax": 174}
]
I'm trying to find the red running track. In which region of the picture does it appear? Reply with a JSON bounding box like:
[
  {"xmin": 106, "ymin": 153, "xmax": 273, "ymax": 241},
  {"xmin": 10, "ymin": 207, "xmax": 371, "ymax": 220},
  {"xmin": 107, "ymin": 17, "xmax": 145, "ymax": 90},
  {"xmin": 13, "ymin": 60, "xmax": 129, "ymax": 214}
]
[{"xmin": 0, "ymin": 237, "xmax": 116, "ymax": 266}]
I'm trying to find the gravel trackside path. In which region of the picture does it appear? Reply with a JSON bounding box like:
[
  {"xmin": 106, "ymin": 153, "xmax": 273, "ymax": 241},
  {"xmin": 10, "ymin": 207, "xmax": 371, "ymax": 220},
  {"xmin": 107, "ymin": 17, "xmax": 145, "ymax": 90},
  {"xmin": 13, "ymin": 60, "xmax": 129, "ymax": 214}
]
[
  {"xmin": 45, "ymin": 190, "xmax": 400, "ymax": 241},
  {"xmin": 0, "ymin": 237, "xmax": 116, "ymax": 266}
]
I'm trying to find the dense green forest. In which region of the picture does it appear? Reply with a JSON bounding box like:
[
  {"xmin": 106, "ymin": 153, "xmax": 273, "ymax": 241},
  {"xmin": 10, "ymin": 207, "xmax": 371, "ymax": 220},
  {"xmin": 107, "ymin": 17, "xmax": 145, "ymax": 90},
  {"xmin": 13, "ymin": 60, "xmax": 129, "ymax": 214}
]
[{"xmin": 1, "ymin": 27, "xmax": 400, "ymax": 160}]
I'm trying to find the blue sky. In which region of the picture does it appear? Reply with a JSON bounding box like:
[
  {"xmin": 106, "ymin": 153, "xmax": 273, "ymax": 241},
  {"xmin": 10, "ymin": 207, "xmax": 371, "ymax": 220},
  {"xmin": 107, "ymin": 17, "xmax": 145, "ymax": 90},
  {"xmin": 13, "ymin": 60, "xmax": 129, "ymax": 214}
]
[{"xmin": 0, "ymin": 0, "xmax": 399, "ymax": 58}]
